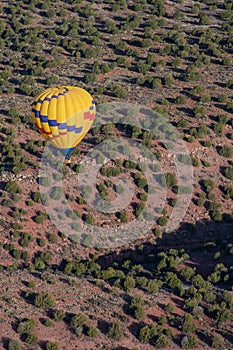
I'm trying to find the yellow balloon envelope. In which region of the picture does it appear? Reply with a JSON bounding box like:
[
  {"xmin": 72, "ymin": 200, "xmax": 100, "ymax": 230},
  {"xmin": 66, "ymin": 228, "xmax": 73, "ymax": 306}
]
[{"xmin": 31, "ymin": 86, "xmax": 95, "ymax": 156}]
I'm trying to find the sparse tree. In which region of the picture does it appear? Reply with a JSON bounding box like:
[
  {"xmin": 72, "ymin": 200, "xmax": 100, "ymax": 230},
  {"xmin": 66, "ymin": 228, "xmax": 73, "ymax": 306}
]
[
  {"xmin": 107, "ymin": 321, "xmax": 123, "ymax": 340},
  {"xmin": 8, "ymin": 339, "xmax": 21, "ymax": 350}
]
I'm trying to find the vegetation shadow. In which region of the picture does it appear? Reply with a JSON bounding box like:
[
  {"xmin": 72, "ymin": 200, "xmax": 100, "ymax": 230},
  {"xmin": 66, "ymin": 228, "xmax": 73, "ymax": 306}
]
[
  {"xmin": 1, "ymin": 337, "xmax": 10, "ymax": 350},
  {"xmin": 97, "ymin": 318, "xmax": 109, "ymax": 335}
]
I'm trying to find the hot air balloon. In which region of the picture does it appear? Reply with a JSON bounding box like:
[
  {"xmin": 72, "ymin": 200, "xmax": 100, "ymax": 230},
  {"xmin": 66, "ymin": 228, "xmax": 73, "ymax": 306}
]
[{"xmin": 31, "ymin": 86, "xmax": 95, "ymax": 160}]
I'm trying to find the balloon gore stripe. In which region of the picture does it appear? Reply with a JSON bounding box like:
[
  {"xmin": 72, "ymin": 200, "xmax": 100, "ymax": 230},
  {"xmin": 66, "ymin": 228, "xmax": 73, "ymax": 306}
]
[
  {"xmin": 58, "ymin": 122, "xmax": 67, "ymax": 130},
  {"xmin": 36, "ymin": 125, "xmax": 52, "ymax": 135}
]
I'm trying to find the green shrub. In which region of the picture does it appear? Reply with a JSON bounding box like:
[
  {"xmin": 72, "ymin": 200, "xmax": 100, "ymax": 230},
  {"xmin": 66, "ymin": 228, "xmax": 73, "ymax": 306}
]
[
  {"xmin": 223, "ymin": 185, "xmax": 233, "ymax": 200},
  {"xmin": 200, "ymin": 94, "xmax": 211, "ymax": 103},
  {"xmin": 27, "ymin": 280, "xmax": 36, "ymax": 288},
  {"xmin": 180, "ymin": 267, "xmax": 195, "ymax": 281},
  {"xmin": 50, "ymin": 186, "xmax": 63, "ymax": 200},
  {"xmin": 226, "ymin": 79, "xmax": 233, "ymax": 89},
  {"xmin": 8, "ymin": 339, "xmax": 21, "ymax": 350},
  {"xmin": 201, "ymin": 179, "xmax": 214, "ymax": 193},
  {"xmin": 136, "ymin": 60, "xmax": 151, "ymax": 74},
  {"xmin": 45, "ymin": 342, "xmax": 60, "ymax": 350},
  {"xmin": 107, "ymin": 321, "xmax": 123, "ymax": 340},
  {"xmin": 157, "ymin": 216, "xmax": 168, "ymax": 226},
  {"xmin": 46, "ymin": 75, "xmax": 59, "ymax": 85},
  {"xmin": 136, "ymin": 177, "xmax": 148, "ymax": 189},
  {"xmin": 175, "ymin": 95, "xmax": 186, "ymax": 104},
  {"xmin": 214, "ymin": 122, "xmax": 223, "ymax": 134},
  {"xmin": 40, "ymin": 176, "xmax": 51, "ymax": 187},
  {"xmin": 184, "ymin": 66, "xmax": 202, "ymax": 82},
  {"xmin": 123, "ymin": 276, "xmax": 136, "ymax": 292},
  {"xmin": 111, "ymin": 85, "xmax": 126, "ymax": 98},
  {"xmin": 34, "ymin": 211, "xmax": 48, "ymax": 223},
  {"xmin": 87, "ymin": 325, "xmax": 99, "ymax": 337},
  {"xmin": 34, "ymin": 293, "xmax": 56, "ymax": 309},
  {"xmin": 38, "ymin": 238, "xmax": 46, "ymax": 247},
  {"xmin": 163, "ymin": 74, "xmax": 174, "ymax": 87},
  {"xmin": 47, "ymin": 233, "xmax": 58, "ymax": 243},
  {"xmin": 165, "ymin": 173, "xmax": 177, "ymax": 187},
  {"xmin": 11, "ymin": 249, "xmax": 22, "ymax": 259},
  {"xmin": 181, "ymin": 334, "xmax": 198, "ymax": 349},
  {"xmin": 139, "ymin": 323, "xmax": 157, "ymax": 343},
  {"xmin": 191, "ymin": 156, "xmax": 200, "ymax": 167},
  {"xmin": 70, "ymin": 313, "xmax": 89, "ymax": 329},
  {"xmin": 223, "ymin": 57, "xmax": 232, "ymax": 66},
  {"xmin": 105, "ymin": 20, "xmax": 118, "ymax": 34},
  {"xmin": 224, "ymin": 166, "xmax": 233, "ymax": 180},
  {"xmin": 136, "ymin": 276, "xmax": 148, "ymax": 287},
  {"xmin": 211, "ymin": 334, "xmax": 223, "ymax": 349},
  {"xmin": 8, "ymin": 107, "xmax": 20, "ymax": 118},
  {"xmin": 34, "ymin": 259, "xmax": 45, "ymax": 272},
  {"xmin": 5, "ymin": 181, "xmax": 22, "ymax": 194},
  {"xmin": 217, "ymin": 309, "xmax": 231, "ymax": 324},
  {"xmin": 165, "ymin": 303, "xmax": 174, "ymax": 313},
  {"xmin": 139, "ymin": 193, "xmax": 148, "ymax": 201},
  {"xmin": 155, "ymin": 335, "xmax": 169, "ymax": 348},
  {"xmin": 119, "ymin": 211, "xmax": 128, "ymax": 223},
  {"xmin": 218, "ymin": 145, "xmax": 233, "ymax": 158},
  {"xmin": 199, "ymin": 13, "xmax": 210, "ymax": 25},
  {"xmin": 181, "ymin": 313, "xmax": 196, "ymax": 333},
  {"xmin": 147, "ymin": 279, "xmax": 163, "ymax": 294},
  {"xmin": 20, "ymin": 82, "xmax": 33, "ymax": 96},
  {"xmin": 25, "ymin": 333, "xmax": 38, "ymax": 344},
  {"xmin": 191, "ymin": 4, "xmax": 200, "ymax": 14},
  {"xmin": 19, "ymin": 232, "xmax": 33, "ymax": 247},
  {"xmin": 44, "ymin": 318, "xmax": 54, "ymax": 327},
  {"xmin": 84, "ymin": 213, "xmax": 94, "ymax": 225},
  {"xmin": 129, "ymin": 296, "xmax": 144, "ymax": 321},
  {"xmin": 17, "ymin": 318, "xmax": 36, "ymax": 335},
  {"xmin": 218, "ymin": 94, "xmax": 227, "ymax": 103},
  {"xmin": 52, "ymin": 309, "xmax": 66, "ymax": 321},
  {"xmin": 203, "ymin": 140, "xmax": 212, "ymax": 147},
  {"xmin": 218, "ymin": 114, "xmax": 229, "ymax": 124},
  {"xmin": 193, "ymin": 105, "xmax": 205, "ymax": 118},
  {"xmin": 222, "ymin": 290, "xmax": 233, "ymax": 308},
  {"xmin": 135, "ymin": 202, "xmax": 146, "ymax": 217},
  {"xmin": 46, "ymin": 9, "xmax": 56, "ymax": 18},
  {"xmin": 26, "ymin": 199, "xmax": 34, "ymax": 206}
]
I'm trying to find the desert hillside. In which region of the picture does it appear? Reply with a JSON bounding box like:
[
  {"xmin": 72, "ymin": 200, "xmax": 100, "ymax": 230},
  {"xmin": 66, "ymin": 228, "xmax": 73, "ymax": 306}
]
[{"xmin": 0, "ymin": 0, "xmax": 233, "ymax": 349}]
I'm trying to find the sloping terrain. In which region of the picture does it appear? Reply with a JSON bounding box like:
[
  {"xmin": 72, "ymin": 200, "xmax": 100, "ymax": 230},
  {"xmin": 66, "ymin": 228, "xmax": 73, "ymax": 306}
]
[{"xmin": 0, "ymin": 0, "xmax": 233, "ymax": 349}]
